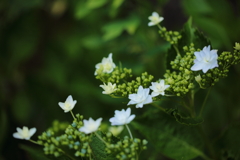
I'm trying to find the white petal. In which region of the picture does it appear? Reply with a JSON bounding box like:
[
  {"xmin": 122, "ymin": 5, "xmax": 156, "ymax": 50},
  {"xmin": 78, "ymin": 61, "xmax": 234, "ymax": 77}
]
[
  {"xmin": 148, "ymin": 22, "xmax": 155, "ymax": 26},
  {"xmin": 29, "ymin": 128, "xmax": 37, "ymax": 137},
  {"xmin": 13, "ymin": 133, "xmax": 23, "ymax": 139},
  {"xmin": 127, "ymin": 115, "xmax": 135, "ymax": 124}
]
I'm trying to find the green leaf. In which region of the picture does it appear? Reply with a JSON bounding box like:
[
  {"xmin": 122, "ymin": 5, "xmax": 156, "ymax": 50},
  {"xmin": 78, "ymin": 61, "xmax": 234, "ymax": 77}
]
[
  {"xmin": 90, "ymin": 131, "xmax": 118, "ymax": 160},
  {"xmin": 165, "ymin": 108, "xmax": 204, "ymax": 125},
  {"xmin": 132, "ymin": 109, "xmax": 208, "ymax": 160},
  {"xmin": 86, "ymin": 0, "xmax": 108, "ymax": 9},
  {"xmin": 102, "ymin": 15, "xmax": 140, "ymax": 40}
]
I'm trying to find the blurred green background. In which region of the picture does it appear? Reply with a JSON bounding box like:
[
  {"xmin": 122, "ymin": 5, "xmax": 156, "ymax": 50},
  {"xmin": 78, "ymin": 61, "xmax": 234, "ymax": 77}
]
[{"xmin": 1, "ymin": 0, "xmax": 240, "ymax": 159}]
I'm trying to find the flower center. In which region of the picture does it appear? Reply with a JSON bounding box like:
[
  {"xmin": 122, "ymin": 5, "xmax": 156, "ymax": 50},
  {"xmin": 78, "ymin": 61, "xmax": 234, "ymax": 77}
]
[{"xmin": 64, "ymin": 102, "xmax": 71, "ymax": 109}]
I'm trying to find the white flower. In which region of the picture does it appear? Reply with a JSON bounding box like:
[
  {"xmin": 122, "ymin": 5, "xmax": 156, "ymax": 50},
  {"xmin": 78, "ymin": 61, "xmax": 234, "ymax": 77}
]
[
  {"xmin": 149, "ymin": 80, "xmax": 170, "ymax": 97},
  {"xmin": 79, "ymin": 117, "xmax": 102, "ymax": 134},
  {"xmin": 58, "ymin": 95, "xmax": 77, "ymax": 113},
  {"xmin": 108, "ymin": 126, "xmax": 124, "ymax": 136},
  {"xmin": 191, "ymin": 45, "xmax": 218, "ymax": 73},
  {"xmin": 127, "ymin": 86, "xmax": 152, "ymax": 108},
  {"xmin": 148, "ymin": 12, "xmax": 164, "ymax": 26},
  {"xmin": 109, "ymin": 108, "xmax": 135, "ymax": 126},
  {"xmin": 100, "ymin": 82, "xmax": 117, "ymax": 94},
  {"xmin": 94, "ymin": 53, "xmax": 116, "ymax": 75},
  {"xmin": 13, "ymin": 126, "xmax": 36, "ymax": 140}
]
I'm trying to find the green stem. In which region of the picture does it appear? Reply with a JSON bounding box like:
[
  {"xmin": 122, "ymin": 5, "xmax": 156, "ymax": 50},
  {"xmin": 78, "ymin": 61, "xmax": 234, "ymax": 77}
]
[
  {"xmin": 125, "ymin": 124, "xmax": 133, "ymax": 140},
  {"xmin": 173, "ymin": 44, "xmax": 181, "ymax": 57},
  {"xmin": 59, "ymin": 149, "xmax": 77, "ymax": 160},
  {"xmin": 29, "ymin": 139, "xmax": 41, "ymax": 145},
  {"xmin": 70, "ymin": 110, "xmax": 76, "ymax": 120},
  {"xmin": 199, "ymin": 87, "xmax": 212, "ymax": 117},
  {"xmin": 94, "ymin": 132, "xmax": 108, "ymax": 146}
]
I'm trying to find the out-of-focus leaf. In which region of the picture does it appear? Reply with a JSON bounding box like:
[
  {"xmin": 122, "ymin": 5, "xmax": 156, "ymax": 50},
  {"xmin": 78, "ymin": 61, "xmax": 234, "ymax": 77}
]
[
  {"xmin": 109, "ymin": 0, "xmax": 125, "ymax": 17},
  {"xmin": 102, "ymin": 15, "xmax": 140, "ymax": 40},
  {"xmin": 86, "ymin": 0, "xmax": 108, "ymax": 9},
  {"xmin": 74, "ymin": 1, "xmax": 91, "ymax": 19},
  {"xmin": 182, "ymin": 0, "xmax": 212, "ymax": 14},
  {"xmin": 82, "ymin": 35, "xmax": 104, "ymax": 49}
]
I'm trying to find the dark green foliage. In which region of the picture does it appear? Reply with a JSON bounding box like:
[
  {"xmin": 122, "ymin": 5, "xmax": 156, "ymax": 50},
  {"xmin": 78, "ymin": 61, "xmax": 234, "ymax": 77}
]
[
  {"xmin": 132, "ymin": 109, "xmax": 207, "ymax": 160},
  {"xmin": 165, "ymin": 108, "xmax": 204, "ymax": 125}
]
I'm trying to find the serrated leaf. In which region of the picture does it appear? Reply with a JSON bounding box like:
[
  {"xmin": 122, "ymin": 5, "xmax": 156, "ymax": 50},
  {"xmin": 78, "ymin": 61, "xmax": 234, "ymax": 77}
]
[
  {"xmin": 90, "ymin": 131, "xmax": 118, "ymax": 160},
  {"xmin": 132, "ymin": 110, "xmax": 209, "ymax": 160},
  {"xmin": 193, "ymin": 29, "xmax": 211, "ymax": 49},
  {"xmin": 165, "ymin": 108, "xmax": 204, "ymax": 125}
]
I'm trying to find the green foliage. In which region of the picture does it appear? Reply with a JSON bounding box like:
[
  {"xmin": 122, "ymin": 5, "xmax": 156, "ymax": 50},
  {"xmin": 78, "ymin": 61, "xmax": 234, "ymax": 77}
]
[{"xmin": 132, "ymin": 109, "xmax": 208, "ymax": 160}]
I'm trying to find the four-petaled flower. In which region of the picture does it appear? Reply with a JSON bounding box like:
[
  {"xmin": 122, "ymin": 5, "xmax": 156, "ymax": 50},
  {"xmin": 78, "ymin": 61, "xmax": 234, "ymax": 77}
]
[
  {"xmin": 191, "ymin": 45, "xmax": 218, "ymax": 73},
  {"xmin": 109, "ymin": 108, "xmax": 135, "ymax": 126},
  {"xmin": 95, "ymin": 53, "xmax": 116, "ymax": 75},
  {"xmin": 13, "ymin": 126, "xmax": 36, "ymax": 140},
  {"xmin": 128, "ymin": 86, "xmax": 152, "ymax": 108},
  {"xmin": 79, "ymin": 117, "xmax": 102, "ymax": 134},
  {"xmin": 100, "ymin": 82, "xmax": 117, "ymax": 94},
  {"xmin": 148, "ymin": 12, "xmax": 164, "ymax": 26},
  {"xmin": 58, "ymin": 95, "xmax": 77, "ymax": 113},
  {"xmin": 149, "ymin": 80, "xmax": 170, "ymax": 97}
]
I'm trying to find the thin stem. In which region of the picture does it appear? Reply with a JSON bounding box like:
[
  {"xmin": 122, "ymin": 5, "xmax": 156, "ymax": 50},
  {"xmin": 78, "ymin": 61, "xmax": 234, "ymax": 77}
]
[
  {"xmin": 199, "ymin": 87, "xmax": 212, "ymax": 117},
  {"xmin": 29, "ymin": 139, "xmax": 41, "ymax": 145},
  {"xmin": 59, "ymin": 149, "xmax": 77, "ymax": 160},
  {"xmin": 94, "ymin": 132, "xmax": 108, "ymax": 146},
  {"xmin": 70, "ymin": 110, "xmax": 76, "ymax": 119},
  {"xmin": 125, "ymin": 124, "xmax": 133, "ymax": 140}
]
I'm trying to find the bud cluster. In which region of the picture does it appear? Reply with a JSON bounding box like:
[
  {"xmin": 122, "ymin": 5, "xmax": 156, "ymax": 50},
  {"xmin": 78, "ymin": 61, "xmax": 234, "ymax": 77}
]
[
  {"xmin": 159, "ymin": 27, "xmax": 182, "ymax": 44},
  {"xmin": 105, "ymin": 136, "xmax": 148, "ymax": 160},
  {"xmin": 164, "ymin": 44, "xmax": 195, "ymax": 96},
  {"xmin": 116, "ymin": 72, "xmax": 154, "ymax": 97}
]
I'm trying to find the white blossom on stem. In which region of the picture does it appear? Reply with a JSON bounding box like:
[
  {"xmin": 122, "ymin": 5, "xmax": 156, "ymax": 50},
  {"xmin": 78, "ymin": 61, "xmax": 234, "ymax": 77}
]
[
  {"xmin": 13, "ymin": 126, "xmax": 36, "ymax": 140},
  {"xmin": 148, "ymin": 12, "xmax": 164, "ymax": 26},
  {"xmin": 79, "ymin": 117, "xmax": 102, "ymax": 134},
  {"xmin": 95, "ymin": 53, "xmax": 116, "ymax": 75},
  {"xmin": 127, "ymin": 86, "xmax": 152, "ymax": 108},
  {"xmin": 191, "ymin": 45, "xmax": 218, "ymax": 73},
  {"xmin": 109, "ymin": 108, "xmax": 135, "ymax": 126},
  {"xmin": 150, "ymin": 80, "xmax": 170, "ymax": 97},
  {"xmin": 58, "ymin": 95, "xmax": 77, "ymax": 113},
  {"xmin": 100, "ymin": 82, "xmax": 117, "ymax": 94}
]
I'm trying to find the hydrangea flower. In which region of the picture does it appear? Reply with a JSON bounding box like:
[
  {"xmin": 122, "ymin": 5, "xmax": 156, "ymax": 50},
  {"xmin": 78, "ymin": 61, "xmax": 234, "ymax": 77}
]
[
  {"xmin": 149, "ymin": 80, "xmax": 170, "ymax": 97},
  {"xmin": 109, "ymin": 108, "xmax": 135, "ymax": 126},
  {"xmin": 127, "ymin": 86, "xmax": 152, "ymax": 108},
  {"xmin": 191, "ymin": 45, "xmax": 218, "ymax": 73},
  {"xmin": 13, "ymin": 126, "xmax": 36, "ymax": 140},
  {"xmin": 94, "ymin": 53, "xmax": 116, "ymax": 75},
  {"xmin": 58, "ymin": 95, "xmax": 77, "ymax": 113},
  {"xmin": 79, "ymin": 117, "xmax": 102, "ymax": 134},
  {"xmin": 148, "ymin": 12, "xmax": 164, "ymax": 26},
  {"xmin": 100, "ymin": 82, "xmax": 117, "ymax": 94}
]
